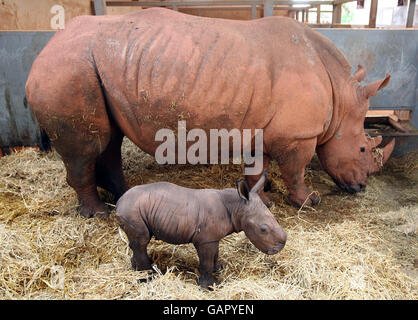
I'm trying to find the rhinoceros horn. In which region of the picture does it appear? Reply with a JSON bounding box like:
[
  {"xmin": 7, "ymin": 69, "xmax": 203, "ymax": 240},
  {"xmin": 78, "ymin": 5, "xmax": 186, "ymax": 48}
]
[
  {"xmin": 353, "ymin": 64, "xmax": 367, "ymax": 82},
  {"xmin": 367, "ymin": 135, "xmax": 396, "ymax": 175}
]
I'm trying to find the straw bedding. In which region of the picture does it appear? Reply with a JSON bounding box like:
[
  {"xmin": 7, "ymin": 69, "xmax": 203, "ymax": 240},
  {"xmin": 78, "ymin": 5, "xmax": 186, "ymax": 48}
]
[{"xmin": 0, "ymin": 139, "xmax": 416, "ymax": 299}]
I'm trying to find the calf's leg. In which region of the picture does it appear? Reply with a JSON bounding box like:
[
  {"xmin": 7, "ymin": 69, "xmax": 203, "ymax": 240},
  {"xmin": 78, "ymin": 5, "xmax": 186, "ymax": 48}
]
[
  {"xmin": 117, "ymin": 214, "xmax": 152, "ymax": 271},
  {"xmin": 194, "ymin": 242, "xmax": 219, "ymax": 289},
  {"xmin": 213, "ymin": 245, "xmax": 224, "ymax": 272}
]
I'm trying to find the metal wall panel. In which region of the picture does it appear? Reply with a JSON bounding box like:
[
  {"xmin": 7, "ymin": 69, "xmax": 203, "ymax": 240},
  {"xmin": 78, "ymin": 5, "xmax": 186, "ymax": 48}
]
[
  {"xmin": 319, "ymin": 29, "xmax": 418, "ymax": 125},
  {"xmin": 0, "ymin": 28, "xmax": 416, "ymax": 148},
  {"xmin": 0, "ymin": 31, "xmax": 54, "ymax": 148}
]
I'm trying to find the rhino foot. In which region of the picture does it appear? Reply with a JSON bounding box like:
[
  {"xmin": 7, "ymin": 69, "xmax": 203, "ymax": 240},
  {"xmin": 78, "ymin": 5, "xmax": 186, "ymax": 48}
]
[
  {"xmin": 131, "ymin": 257, "xmax": 152, "ymax": 271},
  {"xmin": 79, "ymin": 201, "xmax": 110, "ymax": 219},
  {"xmin": 289, "ymin": 189, "xmax": 321, "ymax": 208},
  {"xmin": 197, "ymin": 274, "xmax": 218, "ymax": 290},
  {"xmin": 214, "ymin": 263, "xmax": 225, "ymax": 272}
]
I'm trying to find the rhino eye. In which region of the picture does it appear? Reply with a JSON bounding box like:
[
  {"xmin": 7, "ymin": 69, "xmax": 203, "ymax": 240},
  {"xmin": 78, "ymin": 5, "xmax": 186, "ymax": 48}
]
[
  {"xmin": 360, "ymin": 147, "xmax": 365, "ymax": 153},
  {"xmin": 260, "ymin": 225, "xmax": 267, "ymax": 233}
]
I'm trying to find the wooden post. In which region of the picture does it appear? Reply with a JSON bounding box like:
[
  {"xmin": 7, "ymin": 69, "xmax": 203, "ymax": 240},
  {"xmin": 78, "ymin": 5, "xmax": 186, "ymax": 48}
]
[
  {"xmin": 93, "ymin": 0, "xmax": 107, "ymax": 15},
  {"xmin": 264, "ymin": 0, "xmax": 274, "ymax": 17},
  {"xmin": 291, "ymin": 11, "xmax": 296, "ymax": 19},
  {"xmin": 316, "ymin": 5, "xmax": 321, "ymax": 24},
  {"xmin": 406, "ymin": 0, "xmax": 416, "ymax": 27},
  {"xmin": 251, "ymin": 4, "xmax": 257, "ymax": 20},
  {"xmin": 332, "ymin": 4, "xmax": 342, "ymax": 25},
  {"xmin": 369, "ymin": 0, "xmax": 378, "ymax": 28},
  {"xmin": 306, "ymin": 9, "xmax": 309, "ymax": 23}
]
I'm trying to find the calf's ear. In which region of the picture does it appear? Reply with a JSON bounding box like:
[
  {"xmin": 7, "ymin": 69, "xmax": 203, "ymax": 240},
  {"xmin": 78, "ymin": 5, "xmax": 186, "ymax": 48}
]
[{"xmin": 236, "ymin": 180, "xmax": 250, "ymax": 201}]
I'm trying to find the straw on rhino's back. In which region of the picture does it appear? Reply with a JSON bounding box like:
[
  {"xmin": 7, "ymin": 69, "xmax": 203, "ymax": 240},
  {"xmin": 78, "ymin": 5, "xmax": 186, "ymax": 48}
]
[
  {"xmin": 50, "ymin": 8, "xmax": 329, "ymax": 148},
  {"xmin": 89, "ymin": 9, "xmax": 290, "ymax": 136}
]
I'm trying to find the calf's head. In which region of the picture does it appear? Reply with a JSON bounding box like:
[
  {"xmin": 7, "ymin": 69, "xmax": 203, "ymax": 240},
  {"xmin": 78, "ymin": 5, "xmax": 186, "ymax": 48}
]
[
  {"xmin": 316, "ymin": 65, "xmax": 395, "ymax": 193},
  {"xmin": 236, "ymin": 170, "xmax": 287, "ymax": 255}
]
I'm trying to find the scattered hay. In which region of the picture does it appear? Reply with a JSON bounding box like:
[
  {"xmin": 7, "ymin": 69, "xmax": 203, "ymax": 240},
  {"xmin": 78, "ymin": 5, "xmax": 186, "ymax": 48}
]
[{"xmin": 0, "ymin": 139, "xmax": 417, "ymax": 299}]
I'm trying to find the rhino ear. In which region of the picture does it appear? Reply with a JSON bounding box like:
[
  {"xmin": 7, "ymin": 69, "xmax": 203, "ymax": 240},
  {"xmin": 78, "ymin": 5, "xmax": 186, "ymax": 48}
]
[
  {"xmin": 250, "ymin": 169, "xmax": 268, "ymax": 194},
  {"xmin": 353, "ymin": 64, "xmax": 366, "ymax": 82},
  {"xmin": 236, "ymin": 180, "xmax": 250, "ymax": 201},
  {"xmin": 363, "ymin": 73, "xmax": 391, "ymax": 98}
]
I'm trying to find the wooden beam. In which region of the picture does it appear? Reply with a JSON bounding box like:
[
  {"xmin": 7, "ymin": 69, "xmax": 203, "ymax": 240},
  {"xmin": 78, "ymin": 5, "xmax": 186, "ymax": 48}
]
[
  {"xmin": 308, "ymin": 23, "xmax": 368, "ymax": 28},
  {"xmin": 406, "ymin": 0, "xmax": 416, "ymax": 27},
  {"xmin": 394, "ymin": 110, "xmax": 412, "ymax": 121},
  {"xmin": 333, "ymin": 0, "xmax": 359, "ymax": 4},
  {"xmin": 105, "ymin": 1, "xmax": 335, "ymax": 7},
  {"xmin": 93, "ymin": 0, "xmax": 107, "ymax": 15},
  {"xmin": 369, "ymin": 0, "xmax": 378, "ymax": 28}
]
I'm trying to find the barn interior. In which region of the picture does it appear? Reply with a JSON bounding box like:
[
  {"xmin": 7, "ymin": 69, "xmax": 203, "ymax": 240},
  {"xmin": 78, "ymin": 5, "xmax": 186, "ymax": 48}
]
[{"xmin": 0, "ymin": 0, "xmax": 417, "ymax": 299}]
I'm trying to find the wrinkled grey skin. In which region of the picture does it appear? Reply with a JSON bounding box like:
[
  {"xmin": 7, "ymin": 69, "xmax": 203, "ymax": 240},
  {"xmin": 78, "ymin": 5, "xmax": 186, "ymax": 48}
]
[{"xmin": 116, "ymin": 170, "xmax": 287, "ymax": 288}]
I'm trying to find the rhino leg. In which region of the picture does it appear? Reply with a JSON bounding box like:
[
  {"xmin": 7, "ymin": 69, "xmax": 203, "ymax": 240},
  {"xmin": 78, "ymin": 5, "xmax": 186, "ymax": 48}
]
[
  {"xmin": 65, "ymin": 121, "xmax": 129, "ymax": 218},
  {"xmin": 194, "ymin": 242, "xmax": 219, "ymax": 289},
  {"xmin": 95, "ymin": 126, "xmax": 129, "ymax": 202},
  {"xmin": 26, "ymin": 53, "xmax": 115, "ymax": 218},
  {"xmin": 57, "ymin": 112, "xmax": 113, "ymax": 218},
  {"xmin": 276, "ymin": 138, "xmax": 320, "ymax": 207},
  {"xmin": 245, "ymin": 155, "xmax": 272, "ymax": 207},
  {"xmin": 213, "ymin": 245, "xmax": 224, "ymax": 272},
  {"xmin": 51, "ymin": 117, "xmax": 113, "ymax": 219},
  {"xmin": 117, "ymin": 214, "xmax": 152, "ymax": 271},
  {"xmin": 64, "ymin": 155, "xmax": 110, "ymax": 219},
  {"xmin": 130, "ymin": 242, "xmax": 152, "ymax": 271}
]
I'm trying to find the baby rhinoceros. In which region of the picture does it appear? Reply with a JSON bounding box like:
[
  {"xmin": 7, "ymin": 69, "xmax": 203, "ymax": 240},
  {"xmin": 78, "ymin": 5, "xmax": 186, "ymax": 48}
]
[{"xmin": 116, "ymin": 170, "xmax": 287, "ymax": 289}]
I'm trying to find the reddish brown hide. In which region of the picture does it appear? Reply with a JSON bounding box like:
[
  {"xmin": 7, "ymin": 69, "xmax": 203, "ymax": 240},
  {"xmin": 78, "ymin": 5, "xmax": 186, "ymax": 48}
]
[{"xmin": 25, "ymin": 8, "xmax": 394, "ymax": 217}]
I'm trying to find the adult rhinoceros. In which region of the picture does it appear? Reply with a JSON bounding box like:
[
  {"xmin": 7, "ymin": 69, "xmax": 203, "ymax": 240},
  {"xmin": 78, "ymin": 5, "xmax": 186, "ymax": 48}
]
[{"xmin": 26, "ymin": 8, "xmax": 394, "ymax": 218}]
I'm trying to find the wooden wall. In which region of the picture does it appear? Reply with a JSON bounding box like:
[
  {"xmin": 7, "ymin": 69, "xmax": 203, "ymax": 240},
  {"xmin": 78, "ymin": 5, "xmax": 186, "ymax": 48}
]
[
  {"xmin": 0, "ymin": 0, "xmax": 144, "ymax": 30},
  {"xmin": 1, "ymin": 0, "xmax": 91, "ymax": 30},
  {"xmin": 0, "ymin": 0, "xmax": 290, "ymax": 30}
]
